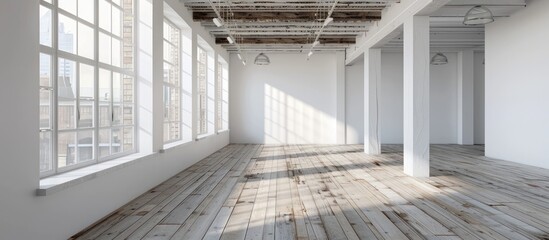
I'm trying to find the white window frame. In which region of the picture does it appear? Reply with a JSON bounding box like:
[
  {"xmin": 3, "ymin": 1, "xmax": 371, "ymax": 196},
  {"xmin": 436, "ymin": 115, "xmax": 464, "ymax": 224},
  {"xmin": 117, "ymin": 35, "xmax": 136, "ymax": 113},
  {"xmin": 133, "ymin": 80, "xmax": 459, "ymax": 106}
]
[
  {"xmin": 162, "ymin": 18, "xmax": 182, "ymax": 145},
  {"xmin": 39, "ymin": 0, "xmax": 137, "ymax": 178}
]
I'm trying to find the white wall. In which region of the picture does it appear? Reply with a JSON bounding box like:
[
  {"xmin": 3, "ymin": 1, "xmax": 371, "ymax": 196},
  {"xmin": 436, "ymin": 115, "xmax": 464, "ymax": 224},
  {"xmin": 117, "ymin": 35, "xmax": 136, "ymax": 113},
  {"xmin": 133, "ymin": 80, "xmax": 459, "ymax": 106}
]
[
  {"xmin": 474, "ymin": 52, "xmax": 485, "ymax": 144},
  {"xmin": 0, "ymin": 1, "xmax": 230, "ymax": 239},
  {"xmin": 485, "ymin": 0, "xmax": 549, "ymax": 169},
  {"xmin": 345, "ymin": 51, "xmax": 484, "ymax": 144},
  {"xmin": 345, "ymin": 59, "xmax": 364, "ymax": 144},
  {"xmin": 230, "ymin": 53, "xmax": 344, "ymax": 144}
]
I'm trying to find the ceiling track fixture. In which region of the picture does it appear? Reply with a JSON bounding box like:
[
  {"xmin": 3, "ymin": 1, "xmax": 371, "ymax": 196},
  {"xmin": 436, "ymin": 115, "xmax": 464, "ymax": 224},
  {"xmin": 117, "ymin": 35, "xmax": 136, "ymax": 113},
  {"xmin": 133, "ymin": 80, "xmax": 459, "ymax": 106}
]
[
  {"xmin": 307, "ymin": 0, "xmax": 339, "ymax": 60},
  {"xmin": 208, "ymin": 0, "xmax": 246, "ymax": 65},
  {"xmin": 463, "ymin": 5, "xmax": 495, "ymax": 25}
]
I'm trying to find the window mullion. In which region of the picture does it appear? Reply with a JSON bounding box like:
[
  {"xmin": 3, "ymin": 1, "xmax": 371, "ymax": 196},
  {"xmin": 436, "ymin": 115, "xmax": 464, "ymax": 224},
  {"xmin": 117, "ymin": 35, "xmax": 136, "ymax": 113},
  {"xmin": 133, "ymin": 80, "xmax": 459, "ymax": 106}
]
[
  {"xmin": 52, "ymin": 0, "xmax": 60, "ymax": 176},
  {"xmin": 94, "ymin": 0, "xmax": 100, "ymax": 164}
]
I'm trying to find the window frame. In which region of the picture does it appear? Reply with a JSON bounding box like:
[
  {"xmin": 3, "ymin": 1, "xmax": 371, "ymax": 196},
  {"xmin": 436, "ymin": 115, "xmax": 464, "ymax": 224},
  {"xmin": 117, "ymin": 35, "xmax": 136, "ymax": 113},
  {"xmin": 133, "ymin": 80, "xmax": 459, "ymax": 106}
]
[
  {"xmin": 39, "ymin": 0, "xmax": 137, "ymax": 178},
  {"xmin": 196, "ymin": 46, "xmax": 208, "ymax": 136},
  {"xmin": 162, "ymin": 18, "xmax": 183, "ymax": 145}
]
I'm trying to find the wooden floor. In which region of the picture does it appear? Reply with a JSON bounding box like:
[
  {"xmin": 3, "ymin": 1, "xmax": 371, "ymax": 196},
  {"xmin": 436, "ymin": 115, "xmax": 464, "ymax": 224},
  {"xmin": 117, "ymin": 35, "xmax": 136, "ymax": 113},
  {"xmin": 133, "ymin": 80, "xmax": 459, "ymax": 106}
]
[{"xmin": 72, "ymin": 144, "xmax": 549, "ymax": 240}]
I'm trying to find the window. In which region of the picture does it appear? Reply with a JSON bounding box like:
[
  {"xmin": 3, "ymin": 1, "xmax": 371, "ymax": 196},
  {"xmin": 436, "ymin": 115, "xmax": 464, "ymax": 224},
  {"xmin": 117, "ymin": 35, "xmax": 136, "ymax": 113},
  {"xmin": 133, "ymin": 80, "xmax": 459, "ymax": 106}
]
[
  {"xmin": 197, "ymin": 46, "xmax": 207, "ymax": 135},
  {"xmin": 221, "ymin": 61, "xmax": 229, "ymax": 130},
  {"xmin": 163, "ymin": 19, "xmax": 181, "ymax": 144},
  {"xmin": 39, "ymin": 0, "xmax": 135, "ymax": 177},
  {"xmin": 216, "ymin": 59, "xmax": 229, "ymax": 131}
]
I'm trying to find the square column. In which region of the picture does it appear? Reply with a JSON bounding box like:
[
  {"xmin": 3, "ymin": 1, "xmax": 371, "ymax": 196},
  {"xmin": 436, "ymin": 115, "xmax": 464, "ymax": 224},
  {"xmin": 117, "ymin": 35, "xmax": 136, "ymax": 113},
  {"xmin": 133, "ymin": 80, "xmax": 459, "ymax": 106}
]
[
  {"xmin": 403, "ymin": 16, "xmax": 430, "ymax": 177},
  {"xmin": 364, "ymin": 48, "xmax": 381, "ymax": 154},
  {"xmin": 458, "ymin": 50, "xmax": 475, "ymax": 145}
]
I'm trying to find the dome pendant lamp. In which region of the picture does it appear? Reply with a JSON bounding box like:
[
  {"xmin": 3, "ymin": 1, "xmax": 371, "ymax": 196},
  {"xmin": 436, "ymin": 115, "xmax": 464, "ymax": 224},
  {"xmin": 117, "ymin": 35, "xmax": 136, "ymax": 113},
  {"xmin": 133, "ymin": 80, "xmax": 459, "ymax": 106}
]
[
  {"xmin": 254, "ymin": 53, "xmax": 270, "ymax": 65},
  {"xmin": 463, "ymin": 6, "xmax": 495, "ymax": 25},
  {"xmin": 431, "ymin": 53, "xmax": 448, "ymax": 65}
]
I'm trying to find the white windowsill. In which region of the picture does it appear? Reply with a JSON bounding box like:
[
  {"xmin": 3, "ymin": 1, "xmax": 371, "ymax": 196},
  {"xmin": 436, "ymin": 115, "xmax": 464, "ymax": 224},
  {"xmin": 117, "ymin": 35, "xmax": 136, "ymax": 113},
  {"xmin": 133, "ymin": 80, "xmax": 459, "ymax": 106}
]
[
  {"xmin": 161, "ymin": 139, "xmax": 193, "ymax": 153},
  {"xmin": 217, "ymin": 129, "xmax": 229, "ymax": 134},
  {"xmin": 196, "ymin": 133, "xmax": 215, "ymax": 141},
  {"xmin": 37, "ymin": 152, "xmax": 155, "ymax": 196}
]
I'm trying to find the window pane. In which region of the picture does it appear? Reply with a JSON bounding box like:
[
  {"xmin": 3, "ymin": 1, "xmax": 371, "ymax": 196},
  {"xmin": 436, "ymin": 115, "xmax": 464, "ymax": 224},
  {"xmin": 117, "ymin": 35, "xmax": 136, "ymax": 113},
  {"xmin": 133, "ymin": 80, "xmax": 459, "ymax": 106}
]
[
  {"xmin": 112, "ymin": 128, "xmax": 121, "ymax": 154},
  {"xmin": 79, "ymin": 63, "xmax": 95, "ymax": 99},
  {"xmin": 78, "ymin": 130, "xmax": 94, "ymax": 162},
  {"xmin": 78, "ymin": 0, "xmax": 94, "ymax": 24},
  {"xmin": 58, "ymin": 131, "xmax": 76, "ymax": 167},
  {"xmin": 123, "ymin": 103, "xmax": 133, "ymax": 125},
  {"xmin": 99, "ymin": 129, "xmax": 110, "ymax": 158},
  {"xmin": 40, "ymin": 6, "xmax": 52, "ymax": 47},
  {"xmin": 112, "ymin": 38, "xmax": 121, "ymax": 67},
  {"xmin": 99, "ymin": 32, "xmax": 111, "ymax": 64},
  {"xmin": 59, "ymin": 0, "xmax": 77, "ymax": 15},
  {"xmin": 99, "ymin": 69, "xmax": 111, "ymax": 127},
  {"xmin": 58, "ymin": 58, "xmax": 76, "ymax": 130},
  {"xmin": 79, "ymin": 100, "xmax": 94, "ymax": 128},
  {"xmin": 40, "ymin": 90, "xmax": 51, "ymax": 129},
  {"xmin": 122, "ymin": 74, "xmax": 133, "ymax": 103},
  {"xmin": 113, "ymin": 103, "xmax": 122, "ymax": 126},
  {"xmin": 58, "ymin": 100, "xmax": 76, "ymax": 130},
  {"xmin": 113, "ymin": 72, "xmax": 121, "ymax": 102},
  {"xmin": 58, "ymin": 14, "xmax": 77, "ymax": 54},
  {"xmin": 39, "ymin": 53, "xmax": 51, "ymax": 87},
  {"xmin": 99, "ymin": 0, "xmax": 111, "ymax": 32},
  {"xmin": 112, "ymin": 7, "xmax": 121, "ymax": 37},
  {"xmin": 112, "ymin": 0, "xmax": 121, "ymax": 7},
  {"xmin": 39, "ymin": 131, "xmax": 53, "ymax": 172},
  {"xmin": 123, "ymin": 127, "xmax": 133, "ymax": 151},
  {"xmin": 78, "ymin": 22, "xmax": 95, "ymax": 59}
]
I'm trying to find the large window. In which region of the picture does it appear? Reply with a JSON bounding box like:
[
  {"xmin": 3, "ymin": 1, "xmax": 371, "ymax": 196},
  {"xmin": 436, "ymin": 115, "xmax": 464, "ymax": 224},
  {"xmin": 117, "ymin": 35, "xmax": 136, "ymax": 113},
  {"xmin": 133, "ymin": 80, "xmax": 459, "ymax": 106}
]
[
  {"xmin": 216, "ymin": 59, "xmax": 229, "ymax": 131},
  {"xmin": 163, "ymin": 19, "xmax": 181, "ymax": 143},
  {"xmin": 197, "ymin": 46, "xmax": 208, "ymax": 135},
  {"xmin": 39, "ymin": 0, "xmax": 135, "ymax": 177}
]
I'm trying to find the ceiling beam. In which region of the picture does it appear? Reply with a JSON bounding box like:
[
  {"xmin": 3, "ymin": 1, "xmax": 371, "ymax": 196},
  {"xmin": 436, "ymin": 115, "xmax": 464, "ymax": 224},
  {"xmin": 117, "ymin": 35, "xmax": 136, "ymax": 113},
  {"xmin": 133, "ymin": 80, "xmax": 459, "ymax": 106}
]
[
  {"xmin": 193, "ymin": 11, "xmax": 381, "ymax": 22},
  {"xmin": 216, "ymin": 37, "xmax": 356, "ymax": 44}
]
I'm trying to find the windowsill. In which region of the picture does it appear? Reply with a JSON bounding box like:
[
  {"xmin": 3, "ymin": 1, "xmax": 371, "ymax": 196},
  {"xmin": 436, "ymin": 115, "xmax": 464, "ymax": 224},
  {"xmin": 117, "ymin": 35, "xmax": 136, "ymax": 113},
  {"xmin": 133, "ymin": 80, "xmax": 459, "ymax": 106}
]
[
  {"xmin": 196, "ymin": 133, "xmax": 215, "ymax": 141},
  {"xmin": 161, "ymin": 139, "xmax": 193, "ymax": 153},
  {"xmin": 217, "ymin": 129, "xmax": 229, "ymax": 134},
  {"xmin": 37, "ymin": 152, "xmax": 155, "ymax": 196}
]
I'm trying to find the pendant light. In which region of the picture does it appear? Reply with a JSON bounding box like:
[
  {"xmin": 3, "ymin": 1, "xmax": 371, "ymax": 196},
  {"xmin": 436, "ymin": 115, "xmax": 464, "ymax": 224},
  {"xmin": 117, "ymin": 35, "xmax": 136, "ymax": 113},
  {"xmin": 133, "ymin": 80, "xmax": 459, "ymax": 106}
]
[
  {"xmin": 254, "ymin": 53, "xmax": 270, "ymax": 65},
  {"xmin": 431, "ymin": 53, "xmax": 448, "ymax": 65},
  {"xmin": 463, "ymin": 6, "xmax": 494, "ymax": 25}
]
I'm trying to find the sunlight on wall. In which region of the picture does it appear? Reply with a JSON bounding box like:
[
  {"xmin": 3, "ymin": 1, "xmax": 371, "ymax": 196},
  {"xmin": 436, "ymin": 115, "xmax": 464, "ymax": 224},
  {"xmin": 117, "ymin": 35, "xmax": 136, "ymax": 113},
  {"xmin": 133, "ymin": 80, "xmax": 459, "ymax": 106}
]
[{"xmin": 264, "ymin": 84, "xmax": 335, "ymax": 144}]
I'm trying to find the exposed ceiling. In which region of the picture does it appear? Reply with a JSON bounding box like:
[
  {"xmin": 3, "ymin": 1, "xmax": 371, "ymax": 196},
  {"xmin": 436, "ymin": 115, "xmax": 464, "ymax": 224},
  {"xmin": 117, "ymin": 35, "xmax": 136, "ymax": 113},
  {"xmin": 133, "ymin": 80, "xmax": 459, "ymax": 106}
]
[
  {"xmin": 182, "ymin": 0, "xmax": 526, "ymax": 53},
  {"xmin": 183, "ymin": 0, "xmax": 399, "ymax": 52}
]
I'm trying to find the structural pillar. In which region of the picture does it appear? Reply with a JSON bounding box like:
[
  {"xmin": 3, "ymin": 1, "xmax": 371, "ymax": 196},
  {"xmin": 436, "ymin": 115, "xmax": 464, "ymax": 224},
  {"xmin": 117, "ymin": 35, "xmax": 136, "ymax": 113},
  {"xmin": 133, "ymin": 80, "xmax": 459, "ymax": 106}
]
[
  {"xmin": 403, "ymin": 16, "xmax": 430, "ymax": 177},
  {"xmin": 457, "ymin": 50, "xmax": 475, "ymax": 145},
  {"xmin": 364, "ymin": 48, "xmax": 381, "ymax": 154}
]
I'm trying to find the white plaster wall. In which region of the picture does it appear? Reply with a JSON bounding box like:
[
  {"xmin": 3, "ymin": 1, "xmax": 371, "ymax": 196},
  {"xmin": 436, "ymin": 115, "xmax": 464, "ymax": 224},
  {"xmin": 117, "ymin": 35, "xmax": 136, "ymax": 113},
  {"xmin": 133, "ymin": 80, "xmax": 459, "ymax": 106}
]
[
  {"xmin": 345, "ymin": 51, "xmax": 484, "ymax": 144},
  {"xmin": 474, "ymin": 52, "xmax": 485, "ymax": 144},
  {"xmin": 485, "ymin": 0, "xmax": 549, "ymax": 169},
  {"xmin": 230, "ymin": 53, "xmax": 341, "ymax": 144},
  {"xmin": 345, "ymin": 59, "xmax": 365, "ymax": 144},
  {"xmin": 380, "ymin": 52, "xmax": 458, "ymax": 144},
  {"xmin": 0, "ymin": 1, "xmax": 230, "ymax": 239}
]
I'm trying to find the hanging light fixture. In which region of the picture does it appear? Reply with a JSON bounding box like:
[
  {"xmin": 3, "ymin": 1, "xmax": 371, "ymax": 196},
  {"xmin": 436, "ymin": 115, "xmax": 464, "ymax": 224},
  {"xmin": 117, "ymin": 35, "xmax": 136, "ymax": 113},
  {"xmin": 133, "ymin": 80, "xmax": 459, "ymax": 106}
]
[
  {"xmin": 254, "ymin": 53, "xmax": 270, "ymax": 65},
  {"xmin": 431, "ymin": 53, "xmax": 448, "ymax": 65},
  {"xmin": 463, "ymin": 6, "xmax": 494, "ymax": 25},
  {"xmin": 212, "ymin": 17, "xmax": 223, "ymax": 27},
  {"xmin": 226, "ymin": 36, "xmax": 235, "ymax": 44}
]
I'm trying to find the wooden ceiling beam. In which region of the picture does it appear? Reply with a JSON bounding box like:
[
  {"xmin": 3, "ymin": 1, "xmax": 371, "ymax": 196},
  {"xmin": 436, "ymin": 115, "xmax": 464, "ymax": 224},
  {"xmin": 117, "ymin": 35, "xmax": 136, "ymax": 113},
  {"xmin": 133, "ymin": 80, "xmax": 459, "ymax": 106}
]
[
  {"xmin": 193, "ymin": 11, "xmax": 382, "ymax": 22},
  {"xmin": 215, "ymin": 37, "xmax": 356, "ymax": 44}
]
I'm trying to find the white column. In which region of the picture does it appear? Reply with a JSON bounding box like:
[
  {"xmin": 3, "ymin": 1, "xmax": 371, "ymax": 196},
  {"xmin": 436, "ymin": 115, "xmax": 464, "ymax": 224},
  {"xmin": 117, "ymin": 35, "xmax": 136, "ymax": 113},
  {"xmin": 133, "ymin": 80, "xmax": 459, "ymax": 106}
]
[
  {"xmin": 457, "ymin": 50, "xmax": 475, "ymax": 145},
  {"xmin": 364, "ymin": 48, "xmax": 381, "ymax": 154},
  {"xmin": 336, "ymin": 51, "xmax": 347, "ymax": 144},
  {"xmin": 403, "ymin": 16, "xmax": 430, "ymax": 177},
  {"xmin": 152, "ymin": 0, "xmax": 164, "ymax": 151}
]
